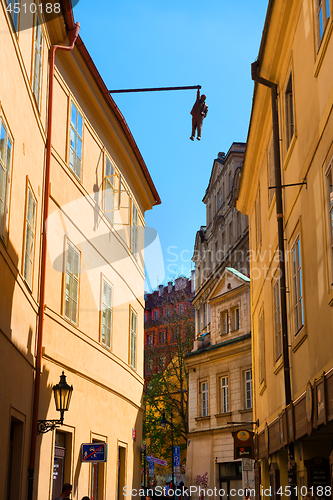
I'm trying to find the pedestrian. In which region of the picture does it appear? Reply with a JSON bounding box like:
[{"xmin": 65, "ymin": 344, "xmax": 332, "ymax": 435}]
[
  {"xmin": 190, "ymin": 89, "xmax": 208, "ymax": 141},
  {"xmin": 82, "ymin": 497, "xmax": 91, "ymax": 500},
  {"xmin": 54, "ymin": 483, "xmax": 72, "ymax": 500}
]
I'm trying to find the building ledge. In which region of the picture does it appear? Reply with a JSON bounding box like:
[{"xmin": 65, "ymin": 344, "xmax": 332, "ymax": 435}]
[
  {"xmin": 195, "ymin": 415, "xmax": 211, "ymax": 421},
  {"xmin": 214, "ymin": 412, "xmax": 232, "ymax": 418},
  {"xmin": 239, "ymin": 408, "xmax": 253, "ymax": 414},
  {"xmin": 185, "ymin": 332, "xmax": 251, "ymax": 358}
]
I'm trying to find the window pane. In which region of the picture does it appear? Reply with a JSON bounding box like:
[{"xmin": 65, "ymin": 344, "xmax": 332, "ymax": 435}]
[
  {"xmin": 71, "ymin": 103, "xmax": 77, "ymax": 129},
  {"xmin": 77, "ymin": 112, "xmax": 83, "ymax": 137},
  {"xmin": 0, "ymin": 123, "xmax": 6, "ymax": 162},
  {"xmin": 105, "ymin": 156, "xmax": 114, "ymax": 177}
]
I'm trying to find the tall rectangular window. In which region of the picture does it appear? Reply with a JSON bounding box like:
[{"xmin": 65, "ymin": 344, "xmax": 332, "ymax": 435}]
[
  {"xmin": 6, "ymin": 0, "xmax": 19, "ymax": 30},
  {"xmin": 273, "ymin": 277, "xmax": 282, "ymax": 360},
  {"xmin": 65, "ymin": 242, "xmax": 80, "ymax": 324},
  {"xmin": 220, "ymin": 376, "xmax": 229, "ymax": 413},
  {"xmin": 315, "ymin": 0, "xmax": 331, "ymax": 46},
  {"xmin": 326, "ymin": 166, "xmax": 333, "ymax": 283},
  {"xmin": 104, "ymin": 156, "xmax": 115, "ymax": 224},
  {"xmin": 255, "ymin": 190, "xmax": 261, "ymax": 251},
  {"xmin": 101, "ymin": 279, "xmax": 112, "ymax": 348},
  {"xmin": 69, "ymin": 102, "xmax": 83, "ymax": 179},
  {"xmin": 131, "ymin": 201, "xmax": 138, "ymax": 257},
  {"xmin": 201, "ymin": 381, "xmax": 209, "ymax": 417},
  {"xmin": 259, "ymin": 309, "xmax": 265, "ymax": 384},
  {"xmin": 32, "ymin": 15, "xmax": 43, "ymax": 108},
  {"xmin": 291, "ymin": 236, "xmax": 304, "ymax": 334},
  {"xmin": 23, "ymin": 186, "xmax": 36, "ymax": 288},
  {"xmin": 285, "ymin": 73, "xmax": 294, "ymax": 150},
  {"xmin": 130, "ymin": 309, "xmax": 137, "ymax": 370},
  {"xmin": 0, "ymin": 119, "xmax": 12, "ymax": 238},
  {"xmin": 231, "ymin": 307, "xmax": 240, "ymax": 331},
  {"xmin": 245, "ymin": 370, "xmax": 253, "ymax": 409},
  {"xmin": 220, "ymin": 310, "xmax": 229, "ymax": 335},
  {"xmin": 268, "ymin": 138, "xmax": 274, "ymax": 205}
]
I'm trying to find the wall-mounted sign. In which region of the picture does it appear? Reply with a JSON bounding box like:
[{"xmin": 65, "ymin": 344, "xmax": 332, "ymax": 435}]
[
  {"xmin": 232, "ymin": 430, "xmax": 254, "ymax": 459},
  {"xmin": 81, "ymin": 443, "xmax": 107, "ymax": 463},
  {"xmin": 306, "ymin": 381, "xmax": 313, "ymax": 435},
  {"xmin": 132, "ymin": 429, "xmax": 136, "ymax": 441}
]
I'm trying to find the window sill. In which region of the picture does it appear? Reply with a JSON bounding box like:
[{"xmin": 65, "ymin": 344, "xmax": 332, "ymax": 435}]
[
  {"xmin": 291, "ymin": 325, "xmax": 307, "ymax": 352},
  {"xmin": 273, "ymin": 357, "xmax": 284, "ymax": 375},
  {"xmin": 283, "ymin": 133, "xmax": 297, "ymax": 171},
  {"xmin": 328, "ymin": 288, "xmax": 333, "ymax": 306},
  {"xmin": 314, "ymin": 17, "xmax": 333, "ymax": 78},
  {"xmin": 239, "ymin": 408, "xmax": 253, "ymax": 414},
  {"xmin": 259, "ymin": 380, "xmax": 266, "ymax": 396},
  {"xmin": 215, "ymin": 412, "xmax": 232, "ymax": 418},
  {"xmin": 195, "ymin": 415, "xmax": 211, "ymax": 421}
]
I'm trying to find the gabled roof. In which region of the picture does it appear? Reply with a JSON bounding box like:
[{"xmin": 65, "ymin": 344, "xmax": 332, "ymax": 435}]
[{"xmin": 207, "ymin": 267, "xmax": 250, "ymax": 302}]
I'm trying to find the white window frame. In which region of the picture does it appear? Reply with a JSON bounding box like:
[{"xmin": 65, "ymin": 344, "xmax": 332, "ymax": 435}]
[
  {"xmin": 285, "ymin": 72, "xmax": 295, "ymax": 151},
  {"xmin": 160, "ymin": 331, "xmax": 166, "ymax": 343},
  {"xmin": 64, "ymin": 240, "xmax": 80, "ymax": 325},
  {"xmin": 32, "ymin": 14, "xmax": 43, "ymax": 109},
  {"xmin": 69, "ymin": 101, "xmax": 83, "ymax": 179},
  {"xmin": 315, "ymin": 0, "xmax": 331, "ymax": 49},
  {"xmin": 220, "ymin": 310, "xmax": 229, "ymax": 335},
  {"xmin": 325, "ymin": 163, "xmax": 333, "ymax": 286},
  {"xmin": 131, "ymin": 200, "xmax": 138, "ymax": 257},
  {"xmin": 23, "ymin": 183, "xmax": 37, "ymax": 289},
  {"xmin": 291, "ymin": 235, "xmax": 304, "ymax": 334},
  {"xmin": 5, "ymin": 0, "xmax": 19, "ymax": 31},
  {"xmin": 154, "ymin": 310, "xmax": 158, "ymax": 320},
  {"xmin": 220, "ymin": 376, "xmax": 229, "ymax": 413},
  {"xmin": 259, "ymin": 308, "xmax": 265, "ymax": 385},
  {"xmin": 101, "ymin": 277, "xmax": 112, "ymax": 349},
  {"xmin": 273, "ymin": 276, "xmax": 282, "ymax": 361},
  {"xmin": 200, "ymin": 381, "xmax": 209, "ymax": 417},
  {"xmin": 0, "ymin": 117, "xmax": 13, "ymax": 240},
  {"xmin": 129, "ymin": 308, "xmax": 137, "ymax": 370},
  {"xmin": 104, "ymin": 154, "xmax": 115, "ymax": 224},
  {"xmin": 244, "ymin": 370, "xmax": 253, "ymax": 409}
]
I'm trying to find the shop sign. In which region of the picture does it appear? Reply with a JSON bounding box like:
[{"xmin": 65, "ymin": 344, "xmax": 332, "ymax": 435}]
[
  {"xmin": 232, "ymin": 429, "xmax": 254, "ymax": 460},
  {"xmin": 316, "ymin": 377, "xmax": 326, "ymax": 426},
  {"xmin": 306, "ymin": 381, "xmax": 313, "ymax": 435}
]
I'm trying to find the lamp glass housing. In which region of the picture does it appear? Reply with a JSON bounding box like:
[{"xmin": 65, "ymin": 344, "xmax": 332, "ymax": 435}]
[{"xmin": 53, "ymin": 371, "xmax": 73, "ymax": 412}]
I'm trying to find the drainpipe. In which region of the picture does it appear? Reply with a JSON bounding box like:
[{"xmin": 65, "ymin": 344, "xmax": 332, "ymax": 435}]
[
  {"xmin": 27, "ymin": 22, "xmax": 80, "ymax": 500},
  {"xmin": 251, "ymin": 60, "xmax": 296, "ymax": 497}
]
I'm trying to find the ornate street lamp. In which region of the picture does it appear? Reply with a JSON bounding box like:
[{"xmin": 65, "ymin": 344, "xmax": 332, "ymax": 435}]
[{"xmin": 37, "ymin": 371, "xmax": 73, "ymax": 434}]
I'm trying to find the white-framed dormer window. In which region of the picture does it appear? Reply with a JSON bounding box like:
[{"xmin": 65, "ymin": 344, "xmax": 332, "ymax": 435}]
[
  {"xmin": 315, "ymin": 0, "xmax": 331, "ymax": 49},
  {"xmin": 69, "ymin": 101, "xmax": 83, "ymax": 179},
  {"xmin": 101, "ymin": 278, "xmax": 112, "ymax": 349},
  {"xmin": 245, "ymin": 370, "xmax": 253, "ymax": 409},
  {"xmin": 291, "ymin": 235, "xmax": 304, "ymax": 334},
  {"xmin": 32, "ymin": 14, "xmax": 43, "ymax": 108},
  {"xmin": 200, "ymin": 381, "xmax": 209, "ymax": 417},
  {"xmin": 220, "ymin": 376, "xmax": 229, "ymax": 413},
  {"xmin": 0, "ymin": 117, "xmax": 13, "ymax": 240},
  {"xmin": 220, "ymin": 310, "xmax": 229, "ymax": 335}
]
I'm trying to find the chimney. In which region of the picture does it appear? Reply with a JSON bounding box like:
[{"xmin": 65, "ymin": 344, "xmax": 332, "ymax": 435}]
[
  {"xmin": 168, "ymin": 281, "xmax": 173, "ymax": 294},
  {"xmin": 158, "ymin": 284, "xmax": 163, "ymax": 297},
  {"xmin": 191, "ymin": 270, "xmax": 195, "ymax": 293}
]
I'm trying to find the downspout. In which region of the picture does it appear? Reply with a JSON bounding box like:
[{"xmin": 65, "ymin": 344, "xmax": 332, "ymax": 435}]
[
  {"xmin": 27, "ymin": 22, "xmax": 80, "ymax": 500},
  {"xmin": 251, "ymin": 60, "xmax": 296, "ymax": 494}
]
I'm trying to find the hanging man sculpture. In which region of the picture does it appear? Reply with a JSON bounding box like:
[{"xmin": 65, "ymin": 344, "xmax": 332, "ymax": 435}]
[{"xmin": 190, "ymin": 89, "xmax": 208, "ymax": 141}]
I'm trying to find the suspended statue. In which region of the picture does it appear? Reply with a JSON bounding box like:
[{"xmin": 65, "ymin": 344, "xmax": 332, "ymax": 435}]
[{"xmin": 190, "ymin": 89, "xmax": 208, "ymax": 141}]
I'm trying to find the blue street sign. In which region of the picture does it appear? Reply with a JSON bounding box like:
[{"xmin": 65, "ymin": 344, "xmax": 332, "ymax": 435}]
[
  {"xmin": 149, "ymin": 460, "xmax": 155, "ymax": 477},
  {"xmin": 173, "ymin": 446, "xmax": 180, "ymax": 466},
  {"xmin": 81, "ymin": 443, "xmax": 107, "ymax": 463}
]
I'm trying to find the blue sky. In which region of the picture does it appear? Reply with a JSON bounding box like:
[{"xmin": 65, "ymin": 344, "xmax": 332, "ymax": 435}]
[{"xmin": 73, "ymin": 0, "xmax": 268, "ymax": 290}]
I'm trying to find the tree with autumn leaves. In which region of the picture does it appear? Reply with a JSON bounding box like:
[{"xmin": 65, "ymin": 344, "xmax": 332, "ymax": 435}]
[{"xmin": 143, "ymin": 279, "xmax": 195, "ymax": 472}]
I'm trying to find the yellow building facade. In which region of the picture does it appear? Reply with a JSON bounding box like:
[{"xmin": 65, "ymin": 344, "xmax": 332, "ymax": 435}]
[
  {"xmin": 0, "ymin": 1, "xmax": 160, "ymax": 499},
  {"xmin": 237, "ymin": 0, "xmax": 333, "ymax": 496}
]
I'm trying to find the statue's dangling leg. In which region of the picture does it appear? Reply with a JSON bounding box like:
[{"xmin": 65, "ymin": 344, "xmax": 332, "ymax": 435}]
[
  {"xmin": 197, "ymin": 119, "xmax": 203, "ymax": 140},
  {"xmin": 190, "ymin": 117, "xmax": 197, "ymax": 141}
]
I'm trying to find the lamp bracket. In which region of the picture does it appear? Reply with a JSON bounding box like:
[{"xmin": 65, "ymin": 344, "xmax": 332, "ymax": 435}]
[{"xmin": 37, "ymin": 419, "xmax": 62, "ymax": 435}]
